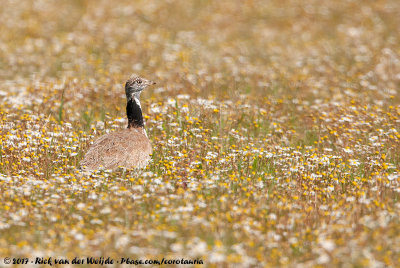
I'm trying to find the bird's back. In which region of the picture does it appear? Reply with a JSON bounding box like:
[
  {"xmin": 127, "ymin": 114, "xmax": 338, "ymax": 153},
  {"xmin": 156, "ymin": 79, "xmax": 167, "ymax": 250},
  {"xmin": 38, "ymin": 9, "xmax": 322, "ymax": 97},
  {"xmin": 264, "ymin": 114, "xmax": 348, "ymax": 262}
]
[{"xmin": 80, "ymin": 128, "xmax": 152, "ymax": 170}]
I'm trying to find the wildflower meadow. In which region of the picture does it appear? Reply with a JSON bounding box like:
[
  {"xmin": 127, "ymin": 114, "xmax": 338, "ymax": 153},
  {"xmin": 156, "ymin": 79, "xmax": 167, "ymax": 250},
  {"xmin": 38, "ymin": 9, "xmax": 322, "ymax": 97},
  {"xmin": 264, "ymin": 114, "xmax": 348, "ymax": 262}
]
[{"xmin": 0, "ymin": 0, "xmax": 399, "ymax": 267}]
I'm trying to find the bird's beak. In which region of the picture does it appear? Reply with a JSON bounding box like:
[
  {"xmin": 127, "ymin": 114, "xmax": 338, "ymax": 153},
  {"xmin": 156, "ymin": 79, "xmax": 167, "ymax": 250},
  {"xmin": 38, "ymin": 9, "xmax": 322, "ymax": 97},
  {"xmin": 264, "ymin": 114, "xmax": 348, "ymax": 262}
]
[{"xmin": 145, "ymin": 80, "xmax": 156, "ymax": 86}]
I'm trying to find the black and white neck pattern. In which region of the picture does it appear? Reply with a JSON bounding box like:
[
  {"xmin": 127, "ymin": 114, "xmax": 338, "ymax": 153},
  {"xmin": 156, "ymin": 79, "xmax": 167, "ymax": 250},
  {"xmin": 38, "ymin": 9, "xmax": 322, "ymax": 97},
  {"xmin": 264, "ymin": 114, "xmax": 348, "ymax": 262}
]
[{"xmin": 127, "ymin": 92, "xmax": 144, "ymax": 128}]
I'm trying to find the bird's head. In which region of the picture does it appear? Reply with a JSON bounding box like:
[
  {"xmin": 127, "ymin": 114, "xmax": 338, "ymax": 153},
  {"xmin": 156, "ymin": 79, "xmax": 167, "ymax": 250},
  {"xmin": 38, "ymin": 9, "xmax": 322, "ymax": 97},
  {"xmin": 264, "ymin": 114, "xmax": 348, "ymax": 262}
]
[{"xmin": 125, "ymin": 76, "xmax": 156, "ymax": 99}]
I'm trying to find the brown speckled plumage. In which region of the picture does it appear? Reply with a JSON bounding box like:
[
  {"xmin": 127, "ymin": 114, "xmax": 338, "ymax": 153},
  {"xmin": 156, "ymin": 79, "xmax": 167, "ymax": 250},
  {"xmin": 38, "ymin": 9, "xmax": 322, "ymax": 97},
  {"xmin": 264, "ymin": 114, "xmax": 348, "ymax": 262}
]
[
  {"xmin": 80, "ymin": 76, "xmax": 155, "ymax": 171},
  {"xmin": 80, "ymin": 128, "xmax": 152, "ymax": 170}
]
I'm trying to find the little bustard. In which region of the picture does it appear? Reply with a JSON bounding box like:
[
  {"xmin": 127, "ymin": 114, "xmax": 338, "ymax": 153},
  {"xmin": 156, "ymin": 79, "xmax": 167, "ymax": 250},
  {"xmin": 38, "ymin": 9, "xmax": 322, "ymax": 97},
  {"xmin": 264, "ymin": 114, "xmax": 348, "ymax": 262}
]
[{"xmin": 80, "ymin": 76, "xmax": 156, "ymax": 170}]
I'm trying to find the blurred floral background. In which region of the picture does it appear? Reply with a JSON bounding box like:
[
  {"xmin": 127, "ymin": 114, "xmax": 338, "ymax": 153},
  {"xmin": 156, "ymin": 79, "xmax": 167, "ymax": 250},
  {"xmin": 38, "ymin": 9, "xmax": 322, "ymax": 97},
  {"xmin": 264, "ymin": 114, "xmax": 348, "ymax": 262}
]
[{"xmin": 0, "ymin": 0, "xmax": 399, "ymax": 266}]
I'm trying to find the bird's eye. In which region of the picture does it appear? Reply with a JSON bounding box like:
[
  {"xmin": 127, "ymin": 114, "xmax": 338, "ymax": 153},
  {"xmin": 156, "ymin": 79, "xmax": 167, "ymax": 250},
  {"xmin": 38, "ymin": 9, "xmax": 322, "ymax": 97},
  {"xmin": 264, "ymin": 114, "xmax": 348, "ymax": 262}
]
[{"xmin": 137, "ymin": 80, "xmax": 142, "ymax": 84}]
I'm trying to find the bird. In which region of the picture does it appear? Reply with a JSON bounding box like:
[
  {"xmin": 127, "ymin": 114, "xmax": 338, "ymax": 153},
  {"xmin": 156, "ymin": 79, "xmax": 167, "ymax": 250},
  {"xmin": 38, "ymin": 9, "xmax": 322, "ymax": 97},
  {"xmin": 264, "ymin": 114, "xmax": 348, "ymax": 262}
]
[{"xmin": 80, "ymin": 76, "xmax": 156, "ymax": 171}]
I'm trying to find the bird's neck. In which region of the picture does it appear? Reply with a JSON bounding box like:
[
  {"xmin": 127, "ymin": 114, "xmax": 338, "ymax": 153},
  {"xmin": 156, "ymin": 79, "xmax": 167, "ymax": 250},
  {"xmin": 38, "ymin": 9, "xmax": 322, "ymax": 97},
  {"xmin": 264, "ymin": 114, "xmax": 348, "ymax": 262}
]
[{"xmin": 127, "ymin": 94, "xmax": 144, "ymax": 128}]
